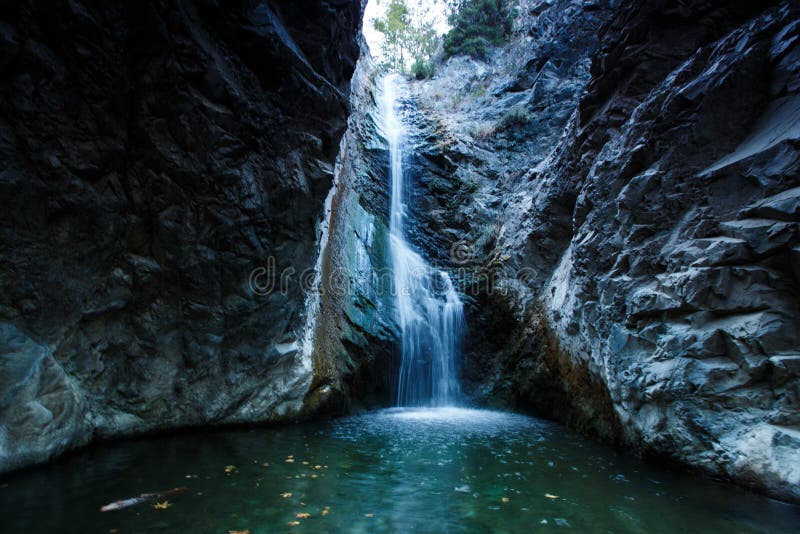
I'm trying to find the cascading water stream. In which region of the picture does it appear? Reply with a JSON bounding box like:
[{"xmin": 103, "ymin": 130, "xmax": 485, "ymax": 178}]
[{"xmin": 382, "ymin": 74, "xmax": 464, "ymax": 407}]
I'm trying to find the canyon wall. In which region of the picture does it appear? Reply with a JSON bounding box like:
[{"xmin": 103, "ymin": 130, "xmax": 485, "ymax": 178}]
[
  {"xmin": 407, "ymin": 0, "xmax": 799, "ymax": 502},
  {"xmin": 0, "ymin": 0, "xmax": 363, "ymax": 473}
]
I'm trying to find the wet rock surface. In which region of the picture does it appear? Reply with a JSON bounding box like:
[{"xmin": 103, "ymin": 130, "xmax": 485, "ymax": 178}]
[
  {"xmin": 407, "ymin": 0, "xmax": 800, "ymax": 502},
  {"xmin": 0, "ymin": 0, "xmax": 362, "ymax": 473},
  {"xmin": 310, "ymin": 46, "xmax": 400, "ymax": 412}
]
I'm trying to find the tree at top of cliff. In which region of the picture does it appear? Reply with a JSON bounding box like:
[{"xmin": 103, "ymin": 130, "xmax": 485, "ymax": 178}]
[
  {"xmin": 443, "ymin": 0, "xmax": 512, "ymax": 60},
  {"xmin": 372, "ymin": 0, "xmax": 443, "ymax": 77},
  {"xmin": 373, "ymin": 0, "xmax": 412, "ymax": 72}
]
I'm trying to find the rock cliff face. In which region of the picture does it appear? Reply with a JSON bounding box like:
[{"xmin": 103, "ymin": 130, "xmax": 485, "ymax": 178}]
[
  {"xmin": 0, "ymin": 0, "xmax": 363, "ymax": 473},
  {"xmin": 405, "ymin": 0, "xmax": 800, "ymax": 502}
]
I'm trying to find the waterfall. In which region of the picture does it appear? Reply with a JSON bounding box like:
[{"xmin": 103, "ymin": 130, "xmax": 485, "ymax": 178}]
[{"xmin": 382, "ymin": 74, "xmax": 464, "ymax": 407}]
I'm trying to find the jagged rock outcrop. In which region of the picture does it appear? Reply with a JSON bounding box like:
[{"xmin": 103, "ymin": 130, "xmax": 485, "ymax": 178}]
[
  {"xmin": 0, "ymin": 0, "xmax": 363, "ymax": 473},
  {"xmin": 408, "ymin": 0, "xmax": 800, "ymax": 502}
]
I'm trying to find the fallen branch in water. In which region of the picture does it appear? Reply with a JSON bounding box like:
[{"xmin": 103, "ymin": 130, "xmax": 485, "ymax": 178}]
[{"xmin": 100, "ymin": 487, "xmax": 190, "ymax": 512}]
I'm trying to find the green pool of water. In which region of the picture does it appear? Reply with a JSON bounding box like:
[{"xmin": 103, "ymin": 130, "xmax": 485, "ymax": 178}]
[{"xmin": 1, "ymin": 408, "xmax": 797, "ymax": 533}]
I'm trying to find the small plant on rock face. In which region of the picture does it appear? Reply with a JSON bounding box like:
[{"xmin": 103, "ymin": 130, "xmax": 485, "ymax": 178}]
[
  {"xmin": 469, "ymin": 122, "xmax": 496, "ymax": 139},
  {"xmin": 470, "ymin": 85, "xmax": 487, "ymax": 99},
  {"xmin": 499, "ymin": 104, "xmax": 531, "ymax": 129},
  {"xmin": 411, "ymin": 59, "xmax": 435, "ymax": 79}
]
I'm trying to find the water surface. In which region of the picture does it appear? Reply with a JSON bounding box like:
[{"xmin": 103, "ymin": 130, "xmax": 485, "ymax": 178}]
[{"xmin": 1, "ymin": 408, "xmax": 797, "ymax": 533}]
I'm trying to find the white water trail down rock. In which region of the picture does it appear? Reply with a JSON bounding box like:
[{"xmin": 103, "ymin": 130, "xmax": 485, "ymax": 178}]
[{"xmin": 382, "ymin": 74, "xmax": 464, "ymax": 407}]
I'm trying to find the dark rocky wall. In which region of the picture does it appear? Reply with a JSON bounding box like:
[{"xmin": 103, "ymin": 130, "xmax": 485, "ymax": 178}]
[
  {"xmin": 0, "ymin": 0, "xmax": 363, "ymax": 473},
  {"xmin": 408, "ymin": 0, "xmax": 800, "ymax": 502}
]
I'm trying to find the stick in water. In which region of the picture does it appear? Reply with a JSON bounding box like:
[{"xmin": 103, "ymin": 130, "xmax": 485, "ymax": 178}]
[{"xmin": 100, "ymin": 487, "xmax": 190, "ymax": 512}]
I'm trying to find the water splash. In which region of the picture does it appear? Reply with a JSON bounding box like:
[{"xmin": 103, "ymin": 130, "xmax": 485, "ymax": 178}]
[{"xmin": 382, "ymin": 74, "xmax": 464, "ymax": 407}]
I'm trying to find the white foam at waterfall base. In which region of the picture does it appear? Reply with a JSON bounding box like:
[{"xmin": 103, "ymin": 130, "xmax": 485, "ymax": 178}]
[{"xmin": 381, "ymin": 74, "xmax": 465, "ymax": 407}]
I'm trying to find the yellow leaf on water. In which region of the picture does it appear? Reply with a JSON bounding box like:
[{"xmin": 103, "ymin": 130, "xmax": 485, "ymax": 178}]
[
  {"xmin": 302, "ymin": 461, "xmax": 309, "ymax": 465},
  {"xmin": 365, "ymin": 513, "xmax": 374, "ymax": 518},
  {"xmin": 262, "ymin": 463, "xmax": 270, "ymax": 467},
  {"xmin": 321, "ymin": 509, "xmax": 329, "ymax": 516},
  {"xmin": 281, "ymin": 492, "xmax": 293, "ymax": 498},
  {"xmin": 285, "ymin": 458, "xmax": 295, "ymax": 463},
  {"xmin": 224, "ymin": 465, "xmax": 236, "ymax": 474},
  {"xmin": 544, "ymin": 494, "xmax": 559, "ymax": 499},
  {"xmin": 229, "ymin": 530, "xmax": 250, "ymax": 534},
  {"xmin": 501, "ymin": 497, "xmax": 510, "ymax": 503},
  {"xmin": 152, "ymin": 501, "xmax": 172, "ymax": 510},
  {"xmin": 288, "ymin": 521, "xmax": 300, "ymax": 527},
  {"xmin": 311, "ymin": 474, "xmax": 318, "ymax": 479},
  {"xmin": 314, "ymin": 465, "xmax": 322, "ymax": 470},
  {"xmin": 296, "ymin": 513, "xmax": 311, "ymax": 519}
]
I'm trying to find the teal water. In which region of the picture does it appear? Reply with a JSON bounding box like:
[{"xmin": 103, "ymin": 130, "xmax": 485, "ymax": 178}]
[{"xmin": 0, "ymin": 408, "xmax": 797, "ymax": 533}]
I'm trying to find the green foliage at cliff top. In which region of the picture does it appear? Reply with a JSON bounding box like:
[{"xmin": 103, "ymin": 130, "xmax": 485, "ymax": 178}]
[
  {"xmin": 373, "ymin": 0, "xmax": 441, "ymax": 76},
  {"xmin": 443, "ymin": 0, "xmax": 512, "ymax": 60}
]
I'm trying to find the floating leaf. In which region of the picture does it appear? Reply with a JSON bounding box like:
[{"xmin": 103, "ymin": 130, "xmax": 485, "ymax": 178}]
[
  {"xmin": 321, "ymin": 506, "xmax": 330, "ymax": 517},
  {"xmin": 229, "ymin": 530, "xmax": 250, "ymax": 534},
  {"xmin": 224, "ymin": 465, "xmax": 236, "ymax": 474},
  {"xmin": 501, "ymin": 497, "xmax": 510, "ymax": 503},
  {"xmin": 311, "ymin": 474, "xmax": 318, "ymax": 479},
  {"xmin": 152, "ymin": 501, "xmax": 172, "ymax": 510},
  {"xmin": 314, "ymin": 465, "xmax": 322, "ymax": 470},
  {"xmin": 281, "ymin": 492, "xmax": 293, "ymax": 498},
  {"xmin": 285, "ymin": 458, "xmax": 295, "ymax": 463},
  {"xmin": 296, "ymin": 513, "xmax": 311, "ymax": 519},
  {"xmin": 288, "ymin": 521, "xmax": 300, "ymax": 527},
  {"xmin": 365, "ymin": 513, "xmax": 374, "ymax": 518},
  {"xmin": 262, "ymin": 463, "xmax": 270, "ymax": 468},
  {"xmin": 544, "ymin": 494, "xmax": 559, "ymax": 499}
]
